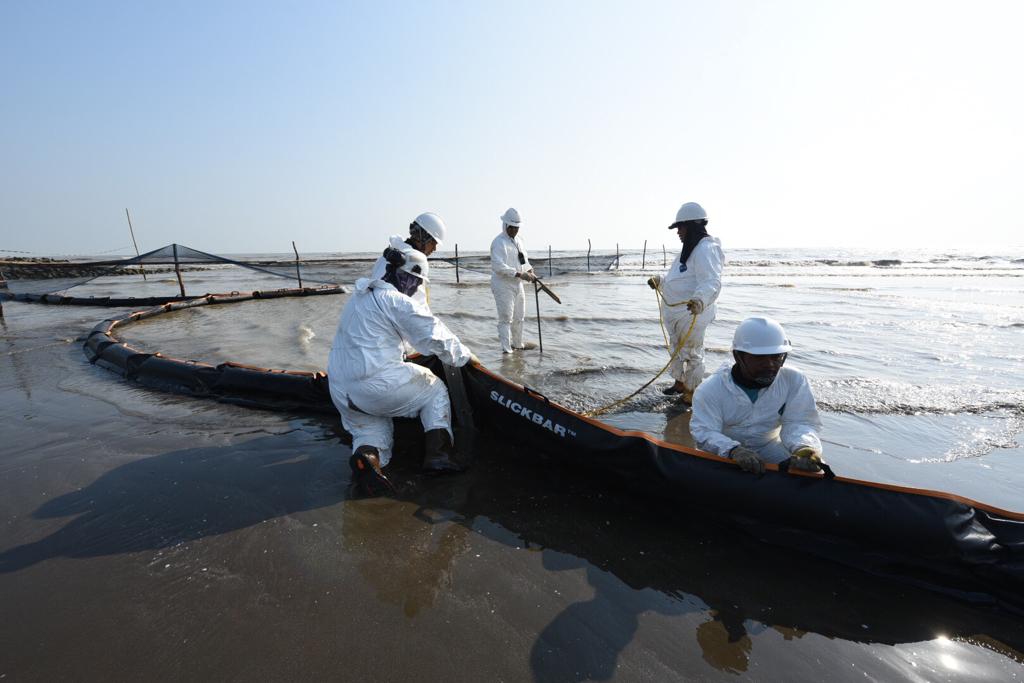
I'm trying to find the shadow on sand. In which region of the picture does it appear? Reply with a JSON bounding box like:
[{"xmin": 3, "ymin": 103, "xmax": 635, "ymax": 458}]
[
  {"xmin": 3, "ymin": 425, "xmax": 1022, "ymax": 679},
  {"xmin": 0, "ymin": 432, "xmax": 348, "ymax": 573}
]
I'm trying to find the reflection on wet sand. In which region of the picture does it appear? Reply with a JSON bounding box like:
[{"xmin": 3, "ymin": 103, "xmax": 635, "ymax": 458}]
[
  {"xmin": 529, "ymin": 553, "xmax": 692, "ymax": 681},
  {"xmin": 342, "ymin": 497, "xmax": 470, "ymax": 618},
  {"xmin": 1, "ymin": 315, "xmax": 35, "ymax": 400},
  {"xmin": 695, "ymin": 617, "xmax": 754, "ymax": 675},
  {"xmin": 661, "ymin": 407, "xmax": 695, "ymax": 448},
  {"xmin": 387, "ymin": 436, "xmax": 1024, "ymax": 679}
]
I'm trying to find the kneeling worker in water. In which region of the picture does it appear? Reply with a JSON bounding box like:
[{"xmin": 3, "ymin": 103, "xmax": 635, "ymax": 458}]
[
  {"xmin": 647, "ymin": 202, "xmax": 724, "ymax": 404},
  {"xmin": 689, "ymin": 317, "xmax": 824, "ymax": 474},
  {"xmin": 328, "ymin": 245, "xmax": 477, "ymax": 495}
]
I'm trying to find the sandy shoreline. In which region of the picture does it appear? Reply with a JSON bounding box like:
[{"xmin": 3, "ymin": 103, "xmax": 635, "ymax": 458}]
[{"xmin": 2, "ymin": 299, "xmax": 1023, "ymax": 680}]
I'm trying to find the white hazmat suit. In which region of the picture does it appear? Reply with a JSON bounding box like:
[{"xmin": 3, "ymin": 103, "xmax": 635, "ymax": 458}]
[
  {"xmin": 490, "ymin": 231, "xmax": 532, "ymax": 353},
  {"xmin": 327, "ymin": 277, "xmax": 472, "ymax": 466},
  {"xmin": 660, "ymin": 237, "xmax": 724, "ymax": 391},
  {"xmin": 689, "ymin": 363, "xmax": 822, "ymax": 463}
]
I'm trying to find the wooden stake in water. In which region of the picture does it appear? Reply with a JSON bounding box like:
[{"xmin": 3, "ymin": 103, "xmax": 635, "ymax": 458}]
[
  {"xmin": 292, "ymin": 241, "xmax": 303, "ymax": 288},
  {"xmin": 125, "ymin": 208, "xmax": 147, "ymax": 281},
  {"xmin": 172, "ymin": 243, "xmax": 186, "ymax": 297},
  {"xmin": 455, "ymin": 243, "xmax": 460, "ymax": 283},
  {"xmin": 534, "ymin": 281, "xmax": 543, "ymax": 353},
  {"xmin": 663, "ymin": 244, "xmax": 667, "ymax": 267},
  {"xmin": 616, "ymin": 243, "xmax": 619, "ymax": 269},
  {"xmin": 548, "ymin": 245, "xmax": 552, "ymax": 278},
  {"xmin": 587, "ymin": 238, "xmax": 591, "ymax": 272},
  {"xmin": 642, "ymin": 240, "xmax": 647, "ymax": 269}
]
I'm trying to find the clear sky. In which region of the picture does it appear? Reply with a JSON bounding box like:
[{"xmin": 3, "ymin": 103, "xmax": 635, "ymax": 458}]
[{"xmin": 2, "ymin": 1, "xmax": 1021, "ymax": 255}]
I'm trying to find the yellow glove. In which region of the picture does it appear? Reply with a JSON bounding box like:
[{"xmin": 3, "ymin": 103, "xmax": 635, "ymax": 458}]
[{"xmin": 790, "ymin": 447, "xmax": 823, "ymax": 472}]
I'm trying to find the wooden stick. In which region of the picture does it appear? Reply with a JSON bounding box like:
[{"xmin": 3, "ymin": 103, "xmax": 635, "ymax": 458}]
[
  {"xmin": 663, "ymin": 243, "xmax": 667, "ymax": 267},
  {"xmin": 172, "ymin": 243, "xmax": 186, "ymax": 297},
  {"xmin": 548, "ymin": 245, "xmax": 552, "ymax": 278},
  {"xmin": 533, "ymin": 276, "xmax": 561, "ymax": 304},
  {"xmin": 642, "ymin": 240, "xmax": 647, "ymax": 269},
  {"xmin": 292, "ymin": 241, "xmax": 303, "ymax": 288},
  {"xmin": 587, "ymin": 238, "xmax": 591, "ymax": 272},
  {"xmin": 125, "ymin": 208, "xmax": 147, "ymax": 281},
  {"xmin": 455, "ymin": 243, "xmax": 460, "ymax": 283},
  {"xmin": 534, "ymin": 281, "xmax": 543, "ymax": 353}
]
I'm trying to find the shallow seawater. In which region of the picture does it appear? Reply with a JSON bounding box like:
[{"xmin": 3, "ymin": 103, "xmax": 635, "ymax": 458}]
[
  {"xmin": 3, "ymin": 248, "xmax": 1024, "ymax": 680},
  {"xmin": 114, "ymin": 247, "xmax": 1024, "ymax": 511}
]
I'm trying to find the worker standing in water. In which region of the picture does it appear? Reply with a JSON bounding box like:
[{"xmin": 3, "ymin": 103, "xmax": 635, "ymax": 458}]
[
  {"xmin": 329, "ymin": 245, "xmax": 477, "ymax": 496},
  {"xmin": 647, "ymin": 202, "xmax": 724, "ymax": 404},
  {"xmin": 370, "ymin": 212, "xmax": 448, "ymax": 309},
  {"xmin": 490, "ymin": 207, "xmax": 537, "ymax": 353},
  {"xmin": 690, "ymin": 317, "xmax": 824, "ymax": 474}
]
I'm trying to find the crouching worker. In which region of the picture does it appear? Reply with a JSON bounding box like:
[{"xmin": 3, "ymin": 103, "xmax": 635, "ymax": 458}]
[
  {"xmin": 327, "ymin": 245, "xmax": 477, "ymax": 495},
  {"xmin": 690, "ymin": 317, "xmax": 825, "ymax": 475}
]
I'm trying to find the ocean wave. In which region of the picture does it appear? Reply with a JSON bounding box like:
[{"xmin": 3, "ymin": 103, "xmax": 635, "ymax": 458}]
[
  {"xmin": 812, "ymin": 377, "xmax": 1024, "ymax": 416},
  {"xmin": 728, "ymin": 258, "xmax": 904, "ymax": 268},
  {"xmin": 907, "ymin": 412, "xmax": 1024, "ymax": 463},
  {"xmin": 555, "ymin": 389, "xmax": 673, "ymax": 415},
  {"xmin": 726, "ymin": 271, "xmax": 1024, "ymax": 278},
  {"xmin": 726, "ymin": 256, "xmax": 1024, "ymax": 270},
  {"xmin": 440, "ymin": 310, "xmax": 661, "ymax": 325},
  {"xmin": 548, "ymin": 365, "xmax": 654, "ymax": 378}
]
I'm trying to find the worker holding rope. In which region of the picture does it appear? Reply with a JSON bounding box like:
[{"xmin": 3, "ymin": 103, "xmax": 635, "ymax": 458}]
[{"xmin": 646, "ymin": 202, "xmax": 724, "ymax": 405}]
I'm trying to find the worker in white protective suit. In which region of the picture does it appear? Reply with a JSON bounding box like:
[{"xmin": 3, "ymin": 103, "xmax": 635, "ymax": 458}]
[
  {"xmin": 490, "ymin": 207, "xmax": 536, "ymax": 353},
  {"xmin": 369, "ymin": 212, "xmax": 448, "ymax": 309},
  {"xmin": 690, "ymin": 317, "xmax": 824, "ymax": 475},
  {"xmin": 647, "ymin": 202, "xmax": 724, "ymax": 404},
  {"xmin": 328, "ymin": 245, "xmax": 476, "ymax": 495}
]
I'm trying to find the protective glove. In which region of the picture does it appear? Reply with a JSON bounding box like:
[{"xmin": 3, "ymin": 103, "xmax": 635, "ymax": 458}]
[
  {"xmin": 685, "ymin": 298, "xmax": 704, "ymax": 315},
  {"xmin": 789, "ymin": 447, "xmax": 823, "ymax": 472},
  {"xmin": 729, "ymin": 446, "xmax": 765, "ymax": 474},
  {"xmin": 647, "ymin": 275, "xmax": 661, "ymax": 290}
]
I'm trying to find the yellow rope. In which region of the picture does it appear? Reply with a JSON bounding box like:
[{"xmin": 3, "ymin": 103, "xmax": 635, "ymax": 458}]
[{"xmin": 583, "ymin": 284, "xmax": 697, "ymax": 417}]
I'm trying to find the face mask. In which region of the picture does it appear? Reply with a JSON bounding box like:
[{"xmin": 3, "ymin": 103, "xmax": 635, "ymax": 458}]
[
  {"xmin": 394, "ymin": 270, "xmax": 421, "ymax": 296},
  {"xmin": 383, "ymin": 267, "xmax": 421, "ymax": 296}
]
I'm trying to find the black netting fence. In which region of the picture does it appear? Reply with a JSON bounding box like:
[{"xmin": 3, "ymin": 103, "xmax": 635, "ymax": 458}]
[
  {"xmin": 0, "ymin": 244, "xmax": 355, "ymax": 300},
  {"xmin": 0, "ymin": 244, "xmax": 623, "ymax": 305},
  {"xmin": 434, "ymin": 253, "xmax": 620, "ymax": 279}
]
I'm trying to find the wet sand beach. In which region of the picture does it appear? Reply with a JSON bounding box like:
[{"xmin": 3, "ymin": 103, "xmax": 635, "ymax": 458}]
[{"xmin": 3, "ymin": 249, "xmax": 1024, "ymax": 680}]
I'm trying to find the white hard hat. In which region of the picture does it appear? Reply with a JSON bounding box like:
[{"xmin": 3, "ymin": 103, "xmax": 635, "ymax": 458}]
[
  {"xmin": 401, "ymin": 249, "xmax": 430, "ymax": 282},
  {"xmin": 413, "ymin": 212, "xmax": 447, "ymax": 246},
  {"xmin": 387, "ymin": 235, "xmax": 430, "ymax": 281},
  {"xmin": 732, "ymin": 317, "xmax": 792, "ymax": 355},
  {"xmin": 500, "ymin": 207, "xmax": 521, "ymax": 227},
  {"xmin": 669, "ymin": 202, "xmax": 707, "ymax": 229}
]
